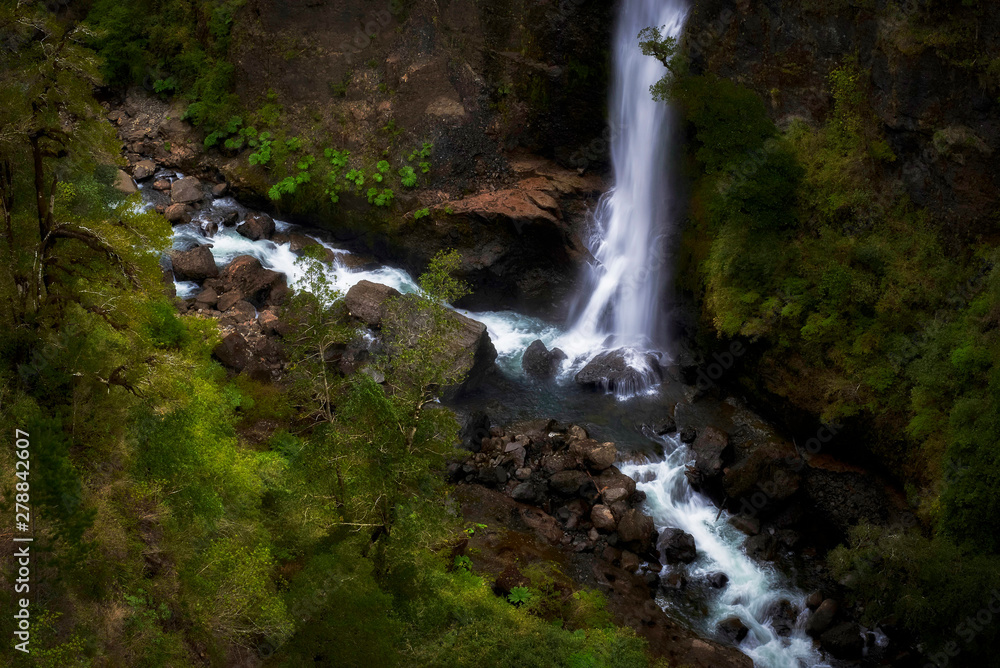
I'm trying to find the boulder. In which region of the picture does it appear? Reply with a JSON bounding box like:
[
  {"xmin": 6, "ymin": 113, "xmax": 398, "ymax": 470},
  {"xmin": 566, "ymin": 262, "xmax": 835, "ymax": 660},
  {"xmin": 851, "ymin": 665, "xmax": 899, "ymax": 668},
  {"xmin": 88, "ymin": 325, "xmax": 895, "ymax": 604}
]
[
  {"xmin": 236, "ymin": 212, "xmax": 275, "ymax": 241},
  {"xmin": 164, "ymin": 203, "xmax": 192, "ymax": 224},
  {"xmin": 616, "ymin": 508, "xmax": 654, "ymax": 549},
  {"xmin": 344, "ymin": 280, "xmax": 402, "ymax": 326},
  {"xmin": 729, "ymin": 515, "xmax": 761, "ymax": 536},
  {"xmin": 152, "ymin": 179, "xmax": 172, "ymax": 191},
  {"xmin": 132, "ymin": 159, "xmax": 157, "ymax": 180},
  {"xmin": 213, "ymin": 332, "xmax": 251, "ymax": 371},
  {"xmin": 170, "ymin": 176, "xmax": 203, "ymax": 204},
  {"xmin": 570, "ymin": 439, "xmax": 617, "ymax": 471},
  {"xmin": 767, "ymin": 599, "xmax": 798, "ymax": 637},
  {"xmin": 258, "ymin": 309, "xmax": 286, "ymax": 336},
  {"xmin": 574, "ymin": 348, "xmax": 662, "ymax": 393},
  {"xmin": 680, "ymin": 426, "xmax": 697, "ymax": 444},
  {"xmin": 687, "ymin": 426, "xmax": 731, "ymax": 486},
  {"xmin": 655, "ymin": 415, "xmax": 677, "ymax": 435},
  {"xmin": 221, "ymin": 210, "xmax": 239, "ymax": 226},
  {"xmin": 591, "ymin": 504, "xmax": 617, "ymax": 532},
  {"xmin": 717, "ymin": 616, "xmax": 749, "ymax": 643},
  {"xmin": 218, "ymin": 255, "xmax": 282, "ymax": 306},
  {"xmin": 819, "ymin": 622, "xmax": 863, "ymax": 659},
  {"xmin": 549, "ymin": 470, "xmax": 589, "ymax": 496},
  {"xmin": 658, "ymin": 528, "xmax": 697, "ymax": 564},
  {"xmin": 170, "ymin": 245, "xmax": 218, "ymax": 281},
  {"xmin": 217, "ymin": 290, "xmax": 243, "ymax": 312},
  {"xmin": 193, "ymin": 287, "xmax": 218, "ymax": 308},
  {"xmin": 706, "ymin": 572, "xmax": 729, "ymax": 589},
  {"xmin": 620, "ymin": 550, "xmax": 641, "ymax": 572},
  {"xmin": 806, "ymin": 599, "xmax": 838, "ymax": 636},
  {"xmin": 211, "ymin": 182, "xmax": 228, "ymax": 197},
  {"xmin": 219, "ymin": 300, "xmax": 256, "ymax": 327},
  {"xmin": 510, "ymin": 482, "xmax": 544, "ymax": 505},
  {"xmin": 201, "ymin": 221, "xmax": 219, "ymax": 237},
  {"xmin": 521, "ymin": 339, "xmax": 567, "ymax": 379},
  {"xmin": 383, "ymin": 298, "xmax": 498, "ymax": 397},
  {"xmin": 595, "ymin": 467, "xmax": 636, "ymax": 504},
  {"xmin": 114, "ymin": 169, "xmax": 138, "ymax": 194}
]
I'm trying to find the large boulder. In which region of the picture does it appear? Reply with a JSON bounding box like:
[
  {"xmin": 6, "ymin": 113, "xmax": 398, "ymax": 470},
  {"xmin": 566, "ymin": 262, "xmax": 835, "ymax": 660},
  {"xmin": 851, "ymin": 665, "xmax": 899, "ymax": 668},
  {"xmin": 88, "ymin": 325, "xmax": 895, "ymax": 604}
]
[
  {"xmin": 213, "ymin": 332, "xmax": 251, "ymax": 371},
  {"xmin": 616, "ymin": 508, "xmax": 655, "ymax": 550},
  {"xmin": 717, "ymin": 617, "xmax": 749, "ymax": 644},
  {"xmin": 383, "ymin": 298, "xmax": 498, "ymax": 398},
  {"xmin": 164, "ymin": 203, "xmax": 192, "ymax": 224},
  {"xmin": 686, "ymin": 426, "xmax": 731, "ymax": 487},
  {"xmin": 521, "ymin": 339, "xmax": 567, "ymax": 379},
  {"xmin": 170, "ymin": 176, "xmax": 203, "ymax": 204},
  {"xmin": 819, "ymin": 622, "xmax": 863, "ymax": 659},
  {"xmin": 806, "ymin": 599, "xmax": 838, "ymax": 636},
  {"xmin": 170, "ymin": 245, "xmax": 218, "ymax": 281},
  {"xmin": 344, "ymin": 280, "xmax": 402, "ymax": 326},
  {"xmin": 132, "ymin": 159, "xmax": 157, "ymax": 180},
  {"xmin": 569, "ymin": 439, "xmax": 617, "ymax": 471},
  {"xmin": 574, "ymin": 348, "xmax": 662, "ymax": 393},
  {"xmin": 114, "ymin": 169, "xmax": 138, "ymax": 194},
  {"xmin": 218, "ymin": 255, "xmax": 283, "ymax": 306},
  {"xmin": 236, "ymin": 212, "xmax": 276, "ymax": 241},
  {"xmin": 658, "ymin": 528, "xmax": 697, "ymax": 564},
  {"xmin": 591, "ymin": 504, "xmax": 617, "ymax": 532}
]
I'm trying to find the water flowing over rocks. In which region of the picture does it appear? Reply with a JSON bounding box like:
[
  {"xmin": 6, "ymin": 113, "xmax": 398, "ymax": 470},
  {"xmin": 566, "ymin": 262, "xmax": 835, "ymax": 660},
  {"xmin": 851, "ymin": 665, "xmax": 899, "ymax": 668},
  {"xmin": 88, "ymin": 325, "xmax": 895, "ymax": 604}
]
[
  {"xmin": 452, "ymin": 419, "xmax": 752, "ymax": 668},
  {"xmin": 521, "ymin": 339, "xmax": 567, "ymax": 379},
  {"xmin": 574, "ymin": 348, "xmax": 663, "ymax": 394}
]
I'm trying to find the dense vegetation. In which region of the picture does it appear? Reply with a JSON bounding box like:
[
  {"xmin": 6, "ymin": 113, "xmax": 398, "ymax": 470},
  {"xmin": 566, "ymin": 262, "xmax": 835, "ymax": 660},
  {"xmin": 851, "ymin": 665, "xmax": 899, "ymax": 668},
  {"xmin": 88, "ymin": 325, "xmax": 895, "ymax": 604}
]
[
  {"xmin": 0, "ymin": 4, "xmax": 656, "ymax": 666},
  {"xmin": 643, "ymin": 21, "xmax": 1000, "ymax": 664}
]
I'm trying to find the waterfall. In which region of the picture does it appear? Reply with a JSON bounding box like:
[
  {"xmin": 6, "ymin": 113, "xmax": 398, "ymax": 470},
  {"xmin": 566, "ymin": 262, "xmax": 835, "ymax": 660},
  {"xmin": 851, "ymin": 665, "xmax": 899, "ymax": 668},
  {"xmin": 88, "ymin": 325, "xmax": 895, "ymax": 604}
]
[{"xmin": 566, "ymin": 0, "xmax": 686, "ymax": 352}]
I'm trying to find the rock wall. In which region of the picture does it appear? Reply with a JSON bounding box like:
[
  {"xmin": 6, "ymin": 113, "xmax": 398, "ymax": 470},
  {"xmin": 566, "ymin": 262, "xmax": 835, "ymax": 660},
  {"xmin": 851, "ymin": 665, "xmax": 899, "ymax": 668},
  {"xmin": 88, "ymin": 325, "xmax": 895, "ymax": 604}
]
[{"xmin": 684, "ymin": 0, "xmax": 999, "ymax": 236}]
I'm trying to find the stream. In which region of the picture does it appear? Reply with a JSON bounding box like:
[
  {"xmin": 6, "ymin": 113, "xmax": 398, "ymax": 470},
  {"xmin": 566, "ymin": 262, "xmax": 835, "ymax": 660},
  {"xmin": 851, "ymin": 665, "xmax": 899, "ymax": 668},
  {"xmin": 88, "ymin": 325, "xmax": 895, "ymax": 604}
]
[{"xmin": 146, "ymin": 0, "xmax": 843, "ymax": 664}]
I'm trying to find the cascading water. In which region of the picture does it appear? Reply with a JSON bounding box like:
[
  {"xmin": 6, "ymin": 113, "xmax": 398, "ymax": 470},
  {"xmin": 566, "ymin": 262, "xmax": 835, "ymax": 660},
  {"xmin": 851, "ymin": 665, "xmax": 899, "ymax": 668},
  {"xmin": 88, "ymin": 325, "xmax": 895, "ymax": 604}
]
[
  {"xmin": 622, "ymin": 433, "xmax": 833, "ymax": 668},
  {"xmin": 564, "ymin": 0, "xmax": 686, "ymax": 359}
]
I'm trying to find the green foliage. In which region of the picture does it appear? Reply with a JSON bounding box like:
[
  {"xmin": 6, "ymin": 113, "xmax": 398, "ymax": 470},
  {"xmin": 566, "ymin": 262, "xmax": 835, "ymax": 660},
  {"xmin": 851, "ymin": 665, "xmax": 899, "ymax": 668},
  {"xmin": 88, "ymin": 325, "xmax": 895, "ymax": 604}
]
[
  {"xmin": 413, "ymin": 207, "xmax": 431, "ymax": 220},
  {"xmin": 399, "ymin": 165, "xmax": 418, "ymax": 187},
  {"xmin": 830, "ymin": 525, "xmax": 1000, "ymax": 664},
  {"xmin": 249, "ymin": 131, "xmax": 273, "ymax": 165},
  {"xmin": 508, "ymin": 586, "xmax": 534, "ymax": 605}
]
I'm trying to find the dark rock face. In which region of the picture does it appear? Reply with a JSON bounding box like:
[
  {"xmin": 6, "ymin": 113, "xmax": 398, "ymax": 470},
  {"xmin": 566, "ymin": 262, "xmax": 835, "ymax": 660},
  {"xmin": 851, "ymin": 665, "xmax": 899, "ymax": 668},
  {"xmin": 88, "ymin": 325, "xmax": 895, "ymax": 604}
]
[
  {"xmin": 344, "ymin": 280, "xmax": 402, "ymax": 326},
  {"xmin": 685, "ymin": 0, "xmax": 1000, "ymax": 233},
  {"xmin": 686, "ymin": 426, "xmax": 731, "ymax": 489},
  {"xmin": 164, "ymin": 203, "xmax": 192, "ymax": 224},
  {"xmin": 132, "ymin": 159, "xmax": 156, "ymax": 180},
  {"xmin": 658, "ymin": 528, "xmax": 697, "ymax": 565},
  {"xmin": 575, "ymin": 348, "xmax": 662, "ymax": 393},
  {"xmin": 617, "ymin": 509, "xmax": 655, "ymax": 552},
  {"xmin": 213, "ymin": 332, "xmax": 251, "ymax": 371},
  {"xmin": 170, "ymin": 245, "xmax": 218, "ymax": 281},
  {"xmin": 806, "ymin": 599, "xmax": 839, "ymax": 636},
  {"xmin": 236, "ymin": 212, "xmax": 275, "ymax": 241},
  {"xmin": 521, "ymin": 339, "xmax": 567, "ymax": 379}
]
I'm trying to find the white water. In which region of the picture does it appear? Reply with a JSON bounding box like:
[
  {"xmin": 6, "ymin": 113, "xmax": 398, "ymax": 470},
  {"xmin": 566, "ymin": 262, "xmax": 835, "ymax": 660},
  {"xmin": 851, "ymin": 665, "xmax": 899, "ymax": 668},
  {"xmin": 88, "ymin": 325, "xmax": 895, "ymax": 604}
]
[
  {"xmin": 622, "ymin": 433, "xmax": 831, "ymax": 668},
  {"xmin": 564, "ymin": 0, "xmax": 684, "ymax": 360}
]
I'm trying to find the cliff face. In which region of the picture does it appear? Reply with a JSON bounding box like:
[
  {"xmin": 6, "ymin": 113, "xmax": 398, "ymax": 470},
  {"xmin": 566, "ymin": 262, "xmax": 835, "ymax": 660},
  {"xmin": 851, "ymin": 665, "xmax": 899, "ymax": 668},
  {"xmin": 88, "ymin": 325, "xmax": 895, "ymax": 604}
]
[{"xmin": 685, "ymin": 0, "xmax": 999, "ymax": 237}]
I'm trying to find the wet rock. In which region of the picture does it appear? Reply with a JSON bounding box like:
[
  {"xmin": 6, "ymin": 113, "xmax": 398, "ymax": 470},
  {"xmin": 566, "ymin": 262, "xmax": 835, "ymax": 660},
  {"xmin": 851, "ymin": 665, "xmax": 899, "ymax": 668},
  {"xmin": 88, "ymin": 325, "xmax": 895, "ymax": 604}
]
[
  {"xmin": 717, "ymin": 616, "xmax": 749, "ymax": 643},
  {"xmin": 655, "ymin": 415, "xmax": 677, "ymax": 434},
  {"xmin": 218, "ymin": 255, "xmax": 282, "ymax": 306},
  {"xmin": 706, "ymin": 572, "xmax": 729, "ymax": 589},
  {"xmin": 164, "ymin": 203, "xmax": 192, "ymax": 224},
  {"xmin": 236, "ymin": 212, "xmax": 275, "ymax": 241},
  {"xmin": 806, "ymin": 591, "xmax": 823, "ymax": 610},
  {"xmin": 729, "ymin": 515, "xmax": 760, "ymax": 536},
  {"xmin": 680, "ymin": 426, "xmax": 697, "ymax": 443},
  {"xmin": 344, "ymin": 280, "xmax": 402, "ymax": 326},
  {"xmin": 806, "ymin": 599, "xmax": 838, "ymax": 636},
  {"xmin": 768, "ymin": 599, "xmax": 798, "ymax": 637},
  {"xmin": 201, "ymin": 221, "xmax": 219, "ymax": 237},
  {"xmin": 595, "ymin": 467, "xmax": 636, "ymax": 504},
  {"xmin": 221, "ymin": 210, "xmax": 239, "ymax": 226},
  {"xmin": 820, "ymin": 622, "xmax": 864, "ymax": 659},
  {"xmin": 152, "ymin": 178, "xmax": 172, "ymax": 191},
  {"xmin": 616, "ymin": 508, "xmax": 655, "ymax": 551},
  {"xmin": 569, "ymin": 439, "xmax": 617, "ymax": 471},
  {"xmin": 132, "ymin": 159, "xmax": 157, "ymax": 180},
  {"xmin": 574, "ymin": 348, "xmax": 661, "ymax": 393},
  {"xmin": 686, "ymin": 426, "xmax": 731, "ymax": 488},
  {"xmin": 211, "ymin": 182, "xmax": 228, "ymax": 197},
  {"xmin": 658, "ymin": 528, "xmax": 697, "ymax": 564},
  {"xmin": 521, "ymin": 339, "xmax": 567, "ymax": 379},
  {"xmin": 566, "ymin": 424, "xmax": 588, "ymax": 440},
  {"xmin": 591, "ymin": 504, "xmax": 617, "ymax": 532},
  {"xmin": 170, "ymin": 176, "xmax": 202, "ymax": 204},
  {"xmin": 170, "ymin": 245, "xmax": 218, "ymax": 281}
]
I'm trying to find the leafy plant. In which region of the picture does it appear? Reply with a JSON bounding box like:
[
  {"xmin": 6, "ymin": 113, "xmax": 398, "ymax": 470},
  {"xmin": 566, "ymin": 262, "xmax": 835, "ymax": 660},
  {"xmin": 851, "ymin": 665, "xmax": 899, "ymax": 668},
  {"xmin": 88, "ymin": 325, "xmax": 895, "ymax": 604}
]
[
  {"xmin": 398, "ymin": 165, "xmax": 418, "ymax": 188},
  {"xmin": 413, "ymin": 207, "xmax": 430, "ymax": 220},
  {"xmin": 508, "ymin": 587, "xmax": 534, "ymax": 606}
]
